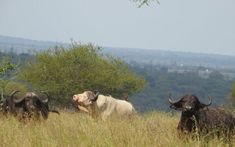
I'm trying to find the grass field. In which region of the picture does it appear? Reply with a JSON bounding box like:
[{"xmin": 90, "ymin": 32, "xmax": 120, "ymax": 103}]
[{"xmin": 0, "ymin": 111, "xmax": 233, "ymax": 147}]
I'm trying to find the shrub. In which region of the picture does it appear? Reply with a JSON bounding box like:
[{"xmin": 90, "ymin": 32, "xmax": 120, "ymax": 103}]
[{"xmin": 19, "ymin": 43, "xmax": 145, "ymax": 105}]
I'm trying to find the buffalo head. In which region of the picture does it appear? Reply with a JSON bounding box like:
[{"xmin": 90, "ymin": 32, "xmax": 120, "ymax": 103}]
[
  {"xmin": 169, "ymin": 94, "xmax": 212, "ymax": 116},
  {"xmin": 168, "ymin": 94, "xmax": 235, "ymax": 140},
  {"xmin": 168, "ymin": 94, "xmax": 212, "ymax": 133},
  {"xmin": 12, "ymin": 92, "xmax": 52, "ymax": 120}
]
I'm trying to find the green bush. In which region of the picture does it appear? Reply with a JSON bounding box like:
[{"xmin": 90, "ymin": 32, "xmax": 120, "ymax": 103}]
[{"xmin": 19, "ymin": 43, "xmax": 145, "ymax": 105}]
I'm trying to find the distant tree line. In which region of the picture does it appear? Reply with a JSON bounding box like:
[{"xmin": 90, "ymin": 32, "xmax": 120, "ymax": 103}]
[{"xmin": 129, "ymin": 63, "xmax": 234, "ymax": 112}]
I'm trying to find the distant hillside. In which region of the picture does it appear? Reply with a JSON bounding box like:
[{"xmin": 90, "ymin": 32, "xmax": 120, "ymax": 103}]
[
  {"xmin": 1, "ymin": 35, "xmax": 235, "ymax": 70},
  {"xmin": 0, "ymin": 35, "xmax": 65, "ymax": 54},
  {"xmin": 103, "ymin": 47, "xmax": 235, "ymax": 70}
]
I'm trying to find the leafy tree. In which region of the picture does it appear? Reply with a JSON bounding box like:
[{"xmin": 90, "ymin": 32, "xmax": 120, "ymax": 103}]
[{"xmin": 19, "ymin": 43, "xmax": 145, "ymax": 105}]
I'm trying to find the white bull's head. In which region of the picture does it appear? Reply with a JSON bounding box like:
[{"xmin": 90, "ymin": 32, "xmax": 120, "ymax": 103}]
[{"xmin": 72, "ymin": 91, "xmax": 99, "ymax": 112}]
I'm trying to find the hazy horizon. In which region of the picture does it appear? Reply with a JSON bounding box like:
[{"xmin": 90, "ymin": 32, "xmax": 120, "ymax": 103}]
[{"xmin": 1, "ymin": 0, "xmax": 235, "ymax": 56}]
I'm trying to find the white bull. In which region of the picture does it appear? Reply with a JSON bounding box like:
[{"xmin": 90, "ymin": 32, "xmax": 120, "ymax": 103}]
[{"xmin": 73, "ymin": 91, "xmax": 135, "ymax": 120}]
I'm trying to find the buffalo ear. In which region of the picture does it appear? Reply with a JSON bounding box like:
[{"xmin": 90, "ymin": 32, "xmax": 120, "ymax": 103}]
[
  {"xmin": 170, "ymin": 101, "xmax": 183, "ymax": 110},
  {"xmin": 168, "ymin": 94, "xmax": 183, "ymax": 110}
]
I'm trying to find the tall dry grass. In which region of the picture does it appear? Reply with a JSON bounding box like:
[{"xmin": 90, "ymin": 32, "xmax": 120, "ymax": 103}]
[{"xmin": 0, "ymin": 111, "xmax": 233, "ymax": 147}]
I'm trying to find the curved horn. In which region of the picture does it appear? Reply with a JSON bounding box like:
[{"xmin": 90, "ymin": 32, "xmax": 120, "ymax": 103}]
[
  {"xmin": 13, "ymin": 97, "xmax": 25, "ymax": 103},
  {"xmin": 10, "ymin": 90, "xmax": 20, "ymax": 97},
  {"xmin": 168, "ymin": 93, "xmax": 178, "ymax": 104},
  {"xmin": 40, "ymin": 91, "xmax": 49, "ymax": 103},
  {"xmin": 10, "ymin": 90, "xmax": 24, "ymax": 103},
  {"xmin": 91, "ymin": 91, "xmax": 99, "ymax": 102},
  {"xmin": 168, "ymin": 98, "xmax": 176, "ymax": 104},
  {"xmin": 203, "ymin": 96, "xmax": 212, "ymax": 106}
]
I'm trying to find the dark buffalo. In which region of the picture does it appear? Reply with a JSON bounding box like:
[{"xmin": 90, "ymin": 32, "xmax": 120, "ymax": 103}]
[
  {"xmin": 169, "ymin": 94, "xmax": 235, "ymax": 139},
  {"xmin": 2, "ymin": 91, "xmax": 59, "ymax": 120}
]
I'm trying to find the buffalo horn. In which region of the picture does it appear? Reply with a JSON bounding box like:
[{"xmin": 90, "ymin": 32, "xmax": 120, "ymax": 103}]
[
  {"xmin": 13, "ymin": 97, "xmax": 25, "ymax": 103},
  {"xmin": 202, "ymin": 96, "xmax": 212, "ymax": 106},
  {"xmin": 10, "ymin": 90, "xmax": 20, "ymax": 97},
  {"xmin": 10, "ymin": 91, "xmax": 25, "ymax": 103},
  {"xmin": 168, "ymin": 98, "xmax": 176, "ymax": 104},
  {"xmin": 168, "ymin": 93, "xmax": 178, "ymax": 104},
  {"xmin": 91, "ymin": 91, "xmax": 99, "ymax": 102},
  {"xmin": 40, "ymin": 91, "xmax": 49, "ymax": 103}
]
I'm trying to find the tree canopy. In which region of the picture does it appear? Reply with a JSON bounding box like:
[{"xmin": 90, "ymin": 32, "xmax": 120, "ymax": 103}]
[{"xmin": 19, "ymin": 43, "xmax": 145, "ymax": 104}]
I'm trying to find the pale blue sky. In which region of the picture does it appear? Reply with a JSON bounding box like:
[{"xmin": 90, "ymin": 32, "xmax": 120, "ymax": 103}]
[{"xmin": 0, "ymin": 0, "xmax": 235, "ymax": 55}]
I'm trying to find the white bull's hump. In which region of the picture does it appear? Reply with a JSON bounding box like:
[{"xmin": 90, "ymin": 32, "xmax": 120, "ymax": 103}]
[{"xmin": 95, "ymin": 94, "xmax": 110, "ymax": 109}]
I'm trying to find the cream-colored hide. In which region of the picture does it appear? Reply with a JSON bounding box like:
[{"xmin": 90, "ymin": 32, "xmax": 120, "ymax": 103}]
[{"xmin": 73, "ymin": 91, "xmax": 135, "ymax": 120}]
